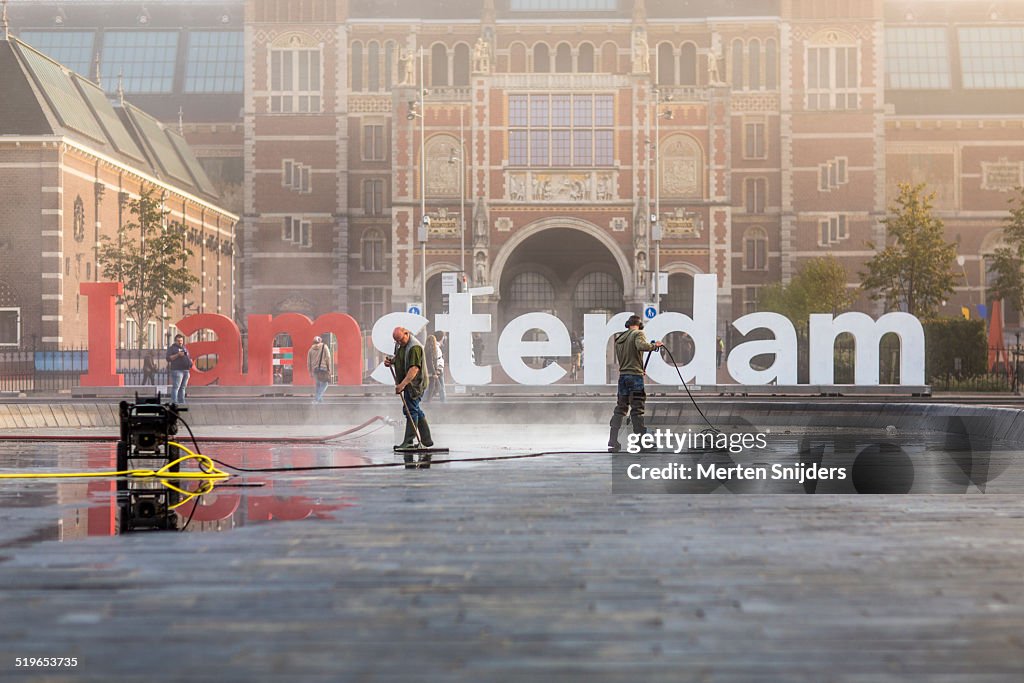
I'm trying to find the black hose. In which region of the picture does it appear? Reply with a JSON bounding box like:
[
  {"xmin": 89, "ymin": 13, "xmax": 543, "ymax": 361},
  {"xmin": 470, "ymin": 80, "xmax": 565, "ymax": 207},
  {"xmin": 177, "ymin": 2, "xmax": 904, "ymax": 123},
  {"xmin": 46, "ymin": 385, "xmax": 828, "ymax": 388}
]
[{"xmin": 649, "ymin": 344, "xmax": 721, "ymax": 434}]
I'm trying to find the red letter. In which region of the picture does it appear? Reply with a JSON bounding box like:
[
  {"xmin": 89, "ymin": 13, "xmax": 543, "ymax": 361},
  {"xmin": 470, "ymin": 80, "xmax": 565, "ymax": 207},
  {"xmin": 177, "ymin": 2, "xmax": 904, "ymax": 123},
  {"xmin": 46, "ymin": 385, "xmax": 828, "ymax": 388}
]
[
  {"xmin": 247, "ymin": 313, "xmax": 363, "ymax": 386},
  {"xmin": 175, "ymin": 313, "xmax": 245, "ymax": 386},
  {"xmin": 80, "ymin": 282, "xmax": 123, "ymax": 386}
]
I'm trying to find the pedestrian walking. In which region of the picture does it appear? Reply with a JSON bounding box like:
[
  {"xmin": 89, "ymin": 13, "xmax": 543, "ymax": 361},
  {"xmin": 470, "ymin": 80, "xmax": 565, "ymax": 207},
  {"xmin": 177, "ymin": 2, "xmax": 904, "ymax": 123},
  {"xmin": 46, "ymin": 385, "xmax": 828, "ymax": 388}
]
[
  {"xmin": 142, "ymin": 353, "xmax": 157, "ymax": 385},
  {"xmin": 425, "ymin": 333, "xmax": 447, "ymax": 402},
  {"xmin": 307, "ymin": 336, "xmax": 333, "ymax": 404},
  {"xmin": 165, "ymin": 334, "xmax": 192, "ymax": 404}
]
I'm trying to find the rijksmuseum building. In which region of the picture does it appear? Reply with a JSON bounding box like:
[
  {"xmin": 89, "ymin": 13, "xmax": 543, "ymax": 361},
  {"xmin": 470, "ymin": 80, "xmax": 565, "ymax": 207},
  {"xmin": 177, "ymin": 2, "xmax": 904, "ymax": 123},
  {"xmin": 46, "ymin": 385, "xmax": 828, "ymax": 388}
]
[{"xmin": 9, "ymin": 0, "xmax": 1024, "ymax": 345}]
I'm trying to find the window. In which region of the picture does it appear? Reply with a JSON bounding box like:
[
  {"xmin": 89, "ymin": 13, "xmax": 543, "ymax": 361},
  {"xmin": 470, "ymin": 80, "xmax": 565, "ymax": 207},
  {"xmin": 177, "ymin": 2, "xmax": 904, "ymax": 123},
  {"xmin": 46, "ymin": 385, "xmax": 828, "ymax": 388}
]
[
  {"xmin": 363, "ymin": 124, "xmax": 386, "ymax": 161},
  {"xmin": 578, "ymin": 43, "xmax": 595, "ymax": 73},
  {"xmin": 186, "ymin": 31, "xmax": 243, "ymax": 93},
  {"xmin": 731, "ymin": 39, "xmax": 744, "ymax": 89},
  {"xmin": 749, "ymin": 39, "xmax": 762, "ymax": 90},
  {"xmin": 147, "ymin": 321, "xmax": 159, "ymax": 349},
  {"xmin": 385, "ymin": 42, "xmax": 395, "ymax": 90},
  {"xmin": 556, "ymin": 43, "xmax": 573, "ymax": 73},
  {"xmin": 351, "ymin": 41, "xmax": 363, "ymax": 91},
  {"xmin": 658, "ymin": 43, "xmax": 675, "ymax": 85},
  {"xmin": 765, "ymin": 39, "xmax": 778, "ymax": 90},
  {"xmin": 0, "ymin": 308, "xmax": 19, "ymax": 346},
  {"xmin": 959, "ymin": 27, "xmax": 1024, "ymax": 89},
  {"xmin": 19, "ymin": 31, "xmax": 95, "ymax": 75},
  {"xmin": 431, "ymin": 43, "xmax": 449, "ymax": 86},
  {"xmin": 818, "ymin": 157, "xmax": 848, "ymax": 191},
  {"xmin": 807, "ymin": 44, "xmax": 859, "ymax": 110},
  {"xmin": 361, "ymin": 287, "xmax": 386, "ymax": 326},
  {"xmin": 511, "ymin": 0, "xmax": 616, "ymax": 8},
  {"xmin": 533, "ymin": 44, "xmax": 551, "ymax": 73},
  {"xmin": 361, "ymin": 229, "xmax": 386, "ymax": 272},
  {"xmin": 743, "ymin": 286, "xmax": 760, "ymax": 315},
  {"xmin": 126, "ymin": 318, "xmax": 138, "ymax": 348},
  {"xmin": 282, "ymin": 159, "xmax": 311, "ymax": 193},
  {"xmin": 743, "ymin": 121, "xmax": 766, "ymax": 159},
  {"xmin": 886, "ymin": 27, "xmax": 950, "ymax": 89},
  {"xmin": 819, "ymin": 215, "xmax": 848, "ymax": 246},
  {"xmin": 283, "ymin": 216, "xmax": 312, "ymax": 247},
  {"xmin": 363, "ymin": 180, "xmax": 384, "ymax": 216},
  {"xmin": 573, "ymin": 271, "xmax": 622, "ymax": 310},
  {"xmin": 270, "ymin": 48, "xmax": 322, "ymax": 113},
  {"xmin": 101, "ymin": 31, "xmax": 178, "ymax": 93},
  {"xmin": 744, "ymin": 228, "xmax": 768, "ymax": 271},
  {"xmin": 508, "ymin": 94, "xmax": 614, "ymax": 167},
  {"xmin": 453, "ymin": 43, "xmax": 470, "ymax": 86},
  {"xmin": 509, "ymin": 272, "xmax": 555, "ymax": 309},
  {"xmin": 680, "ymin": 43, "xmax": 697, "ymax": 86},
  {"xmin": 745, "ymin": 178, "xmax": 767, "ymax": 213}
]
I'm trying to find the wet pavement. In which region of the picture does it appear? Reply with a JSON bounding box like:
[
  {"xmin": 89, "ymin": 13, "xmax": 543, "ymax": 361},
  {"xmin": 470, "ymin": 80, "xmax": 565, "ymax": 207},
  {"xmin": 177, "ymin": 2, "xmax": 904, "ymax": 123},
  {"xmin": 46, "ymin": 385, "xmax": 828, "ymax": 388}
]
[{"xmin": 1, "ymin": 423, "xmax": 1024, "ymax": 680}]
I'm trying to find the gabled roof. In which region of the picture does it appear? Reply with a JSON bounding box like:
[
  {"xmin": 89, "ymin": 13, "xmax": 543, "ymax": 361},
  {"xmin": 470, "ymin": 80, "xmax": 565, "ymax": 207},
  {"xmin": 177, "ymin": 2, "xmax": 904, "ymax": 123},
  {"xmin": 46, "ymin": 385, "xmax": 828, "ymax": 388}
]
[{"xmin": 0, "ymin": 36, "xmax": 221, "ymax": 203}]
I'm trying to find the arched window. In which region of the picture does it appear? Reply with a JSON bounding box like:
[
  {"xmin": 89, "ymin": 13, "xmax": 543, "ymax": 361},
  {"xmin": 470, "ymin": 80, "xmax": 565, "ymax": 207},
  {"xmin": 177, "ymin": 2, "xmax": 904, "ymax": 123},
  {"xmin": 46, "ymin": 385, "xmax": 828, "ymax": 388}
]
[
  {"xmin": 657, "ymin": 42, "xmax": 675, "ymax": 84},
  {"xmin": 431, "ymin": 43, "xmax": 449, "ymax": 86},
  {"xmin": 731, "ymin": 39, "xmax": 744, "ymax": 89},
  {"xmin": 555, "ymin": 43, "xmax": 573, "ymax": 72},
  {"xmin": 510, "ymin": 42, "xmax": 527, "ymax": 72},
  {"xmin": 600, "ymin": 41, "xmax": 618, "ymax": 72},
  {"xmin": 509, "ymin": 272, "xmax": 555, "ymax": 309},
  {"xmin": 748, "ymin": 38, "xmax": 761, "ymax": 90},
  {"xmin": 351, "ymin": 41, "xmax": 363, "ymax": 91},
  {"xmin": 533, "ymin": 43, "xmax": 551, "ymax": 73},
  {"xmin": 578, "ymin": 43, "xmax": 595, "ymax": 72},
  {"xmin": 361, "ymin": 228, "xmax": 385, "ymax": 272},
  {"xmin": 368, "ymin": 41, "xmax": 380, "ymax": 91},
  {"xmin": 679, "ymin": 42, "xmax": 697, "ymax": 86},
  {"xmin": 765, "ymin": 38, "xmax": 778, "ymax": 90},
  {"xmin": 384, "ymin": 41, "xmax": 395, "ymax": 90},
  {"xmin": 573, "ymin": 271, "xmax": 622, "ymax": 311},
  {"xmin": 453, "ymin": 43, "xmax": 470, "ymax": 85},
  {"xmin": 743, "ymin": 227, "xmax": 768, "ymax": 271}
]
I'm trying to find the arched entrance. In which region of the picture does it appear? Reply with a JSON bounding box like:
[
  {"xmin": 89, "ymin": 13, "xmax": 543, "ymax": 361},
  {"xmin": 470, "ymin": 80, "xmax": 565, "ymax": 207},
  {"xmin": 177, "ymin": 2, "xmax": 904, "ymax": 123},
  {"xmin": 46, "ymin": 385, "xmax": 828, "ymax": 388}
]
[{"xmin": 497, "ymin": 227, "xmax": 625, "ymax": 334}]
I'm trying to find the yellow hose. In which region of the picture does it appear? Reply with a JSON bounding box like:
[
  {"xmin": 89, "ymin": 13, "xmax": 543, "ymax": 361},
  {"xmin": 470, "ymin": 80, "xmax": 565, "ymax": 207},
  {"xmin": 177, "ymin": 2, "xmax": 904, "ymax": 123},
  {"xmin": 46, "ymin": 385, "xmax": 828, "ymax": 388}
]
[{"xmin": 0, "ymin": 441, "xmax": 229, "ymax": 481}]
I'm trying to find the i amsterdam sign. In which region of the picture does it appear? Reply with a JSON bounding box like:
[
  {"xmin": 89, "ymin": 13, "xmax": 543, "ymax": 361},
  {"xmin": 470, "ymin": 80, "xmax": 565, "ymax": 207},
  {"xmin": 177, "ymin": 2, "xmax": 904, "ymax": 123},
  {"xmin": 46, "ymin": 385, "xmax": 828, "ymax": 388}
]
[{"xmin": 79, "ymin": 277, "xmax": 926, "ymax": 388}]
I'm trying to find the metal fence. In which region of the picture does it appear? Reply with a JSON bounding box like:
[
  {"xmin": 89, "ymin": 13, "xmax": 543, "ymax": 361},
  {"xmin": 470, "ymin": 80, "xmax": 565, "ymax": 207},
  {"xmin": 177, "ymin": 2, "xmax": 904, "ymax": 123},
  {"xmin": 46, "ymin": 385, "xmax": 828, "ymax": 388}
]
[{"xmin": 0, "ymin": 346, "xmax": 173, "ymax": 393}]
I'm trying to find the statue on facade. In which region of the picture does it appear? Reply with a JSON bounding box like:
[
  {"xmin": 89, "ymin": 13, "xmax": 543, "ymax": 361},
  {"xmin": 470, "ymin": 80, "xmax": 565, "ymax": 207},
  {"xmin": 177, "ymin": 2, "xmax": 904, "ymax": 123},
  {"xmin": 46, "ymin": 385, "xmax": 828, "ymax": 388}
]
[
  {"xmin": 475, "ymin": 251, "xmax": 488, "ymax": 286},
  {"xmin": 399, "ymin": 47, "xmax": 415, "ymax": 86},
  {"xmin": 635, "ymin": 252, "xmax": 648, "ymax": 288},
  {"xmin": 707, "ymin": 51, "xmax": 723, "ymax": 86},
  {"xmin": 473, "ymin": 37, "xmax": 491, "ymax": 74},
  {"xmin": 632, "ymin": 29, "xmax": 650, "ymax": 74}
]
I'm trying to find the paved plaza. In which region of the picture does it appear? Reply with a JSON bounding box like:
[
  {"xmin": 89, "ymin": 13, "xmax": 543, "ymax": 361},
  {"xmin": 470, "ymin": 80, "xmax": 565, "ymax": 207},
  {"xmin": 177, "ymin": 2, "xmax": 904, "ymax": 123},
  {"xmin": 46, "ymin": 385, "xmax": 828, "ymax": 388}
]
[{"xmin": 0, "ymin": 420, "xmax": 1023, "ymax": 681}]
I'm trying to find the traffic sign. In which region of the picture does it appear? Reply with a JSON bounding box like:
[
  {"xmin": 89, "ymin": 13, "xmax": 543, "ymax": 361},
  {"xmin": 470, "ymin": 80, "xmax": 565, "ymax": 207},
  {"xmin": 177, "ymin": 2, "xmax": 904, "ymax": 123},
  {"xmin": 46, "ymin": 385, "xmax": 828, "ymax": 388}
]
[
  {"xmin": 406, "ymin": 302, "xmax": 423, "ymax": 316},
  {"xmin": 643, "ymin": 303, "xmax": 659, "ymax": 320}
]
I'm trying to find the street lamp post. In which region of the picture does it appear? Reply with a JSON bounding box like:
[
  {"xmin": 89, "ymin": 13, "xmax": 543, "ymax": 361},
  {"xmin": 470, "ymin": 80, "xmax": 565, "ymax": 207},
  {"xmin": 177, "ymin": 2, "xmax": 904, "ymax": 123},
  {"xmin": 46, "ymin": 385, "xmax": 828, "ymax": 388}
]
[
  {"xmin": 651, "ymin": 87, "xmax": 673, "ymax": 307},
  {"xmin": 408, "ymin": 49, "xmax": 428, "ymax": 321}
]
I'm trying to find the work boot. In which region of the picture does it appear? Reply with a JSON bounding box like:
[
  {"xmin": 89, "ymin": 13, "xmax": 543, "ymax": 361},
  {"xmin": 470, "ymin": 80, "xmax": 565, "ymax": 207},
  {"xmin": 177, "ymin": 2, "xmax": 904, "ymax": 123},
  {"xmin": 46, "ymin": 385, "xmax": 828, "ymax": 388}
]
[
  {"xmin": 608, "ymin": 426, "xmax": 622, "ymax": 453},
  {"xmin": 417, "ymin": 417, "xmax": 434, "ymax": 448},
  {"xmin": 397, "ymin": 419, "xmax": 417, "ymax": 449}
]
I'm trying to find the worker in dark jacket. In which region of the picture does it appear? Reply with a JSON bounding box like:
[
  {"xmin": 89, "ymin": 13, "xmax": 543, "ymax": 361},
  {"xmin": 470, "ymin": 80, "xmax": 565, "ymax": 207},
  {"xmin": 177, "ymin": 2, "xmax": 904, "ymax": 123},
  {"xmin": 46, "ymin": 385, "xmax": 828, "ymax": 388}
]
[
  {"xmin": 608, "ymin": 314, "xmax": 663, "ymax": 452},
  {"xmin": 384, "ymin": 326, "xmax": 432, "ymax": 449}
]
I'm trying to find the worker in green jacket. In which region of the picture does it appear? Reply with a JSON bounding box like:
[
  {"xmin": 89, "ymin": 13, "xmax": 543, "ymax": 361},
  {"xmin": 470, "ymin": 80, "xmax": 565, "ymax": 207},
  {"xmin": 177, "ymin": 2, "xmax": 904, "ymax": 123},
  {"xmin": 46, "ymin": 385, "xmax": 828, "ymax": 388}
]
[
  {"xmin": 608, "ymin": 314, "xmax": 663, "ymax": 452},
  {"xmin": 384, "ymin": 326, "xmax": 432, "ymax": 449}
]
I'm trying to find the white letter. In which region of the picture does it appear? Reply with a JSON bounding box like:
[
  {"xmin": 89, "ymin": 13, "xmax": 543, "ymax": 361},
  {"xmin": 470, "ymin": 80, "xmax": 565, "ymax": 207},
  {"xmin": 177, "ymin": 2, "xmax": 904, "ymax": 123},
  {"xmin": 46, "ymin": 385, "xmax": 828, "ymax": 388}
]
[
  {"xmin": 727, "ymin": 312, "xmax": 798, "ymax": 384},
  {"xmin": 497, "ymin": 312, "xmax": 570, "ymax": 385},
  {"xmin": 435, "ymin": 286, "xmax": 493, "ymax": 385},
  {"xmin": 627, "ymin": 463, "xmax": 641, "ymax": 479},
  {"xmin": 626, "ymin": 432, "xmax": 640, "ymax": 454},
  {"xmin": 809, "ymin": 311, "xmax": 925, "ymax": 385},
  {"xmin": 582, "ymin": 312, "xmax": 633, "ymax": 385},
  {"xmin": 645, "ymin": 274, "xmax": 717, "ymax": 385},
  {"xmin": 370, "ymin": 312, "xmax": 428, "ymax": 384}
]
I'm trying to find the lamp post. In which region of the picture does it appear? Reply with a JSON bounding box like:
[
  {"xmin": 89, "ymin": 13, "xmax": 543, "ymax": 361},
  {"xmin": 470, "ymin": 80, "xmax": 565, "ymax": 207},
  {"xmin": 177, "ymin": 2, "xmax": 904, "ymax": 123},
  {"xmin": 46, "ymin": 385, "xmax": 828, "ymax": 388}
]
[
  {"xmin": 449, "ymin": 143, "xmax": 465, "ymax": 277},
  {"xmin": 651, "ymin": 87, "xmax": 673, "ymax": 306},
  {"xmin": 407, "ymin": 48, "xmax": 428, "ymax": 321}
]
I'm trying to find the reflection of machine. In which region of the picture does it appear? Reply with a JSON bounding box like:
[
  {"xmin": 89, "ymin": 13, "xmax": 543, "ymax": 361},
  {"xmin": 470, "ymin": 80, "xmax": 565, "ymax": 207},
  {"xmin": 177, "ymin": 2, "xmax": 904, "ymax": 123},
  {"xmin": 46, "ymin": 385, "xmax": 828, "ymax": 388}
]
[{"xmin": 116, "ymin": 396, "xmax": 186, "ymax": 532}]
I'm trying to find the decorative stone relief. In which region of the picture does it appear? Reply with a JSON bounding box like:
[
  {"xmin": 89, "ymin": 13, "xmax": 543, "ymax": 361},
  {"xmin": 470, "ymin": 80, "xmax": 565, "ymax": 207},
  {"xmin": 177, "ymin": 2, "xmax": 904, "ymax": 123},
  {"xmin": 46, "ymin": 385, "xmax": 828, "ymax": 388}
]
[
  {"xmin": 506, "ymin": 172, "xmax": 611, "ymax": 202},
  {"xmin": 425, "ymin": 135, "xmax": 460, "ymax": 197},
  {"xmin": 610, "ymin": 217, "xmax": 627, "ymax": 232},
  {"xmin": 473, "ymin": 37, "xmax": 491, "ymax": 74},
  {"xmin": 661, "ymin": 135, "xmax": 703, "ymax": 199},
  {"xmin": 982, "ymin": 158, "xmax": 1023, "ymax": 192},
  {"xmin": 495, "ymin": 217, "xmax": 514, "ymax": 232}
]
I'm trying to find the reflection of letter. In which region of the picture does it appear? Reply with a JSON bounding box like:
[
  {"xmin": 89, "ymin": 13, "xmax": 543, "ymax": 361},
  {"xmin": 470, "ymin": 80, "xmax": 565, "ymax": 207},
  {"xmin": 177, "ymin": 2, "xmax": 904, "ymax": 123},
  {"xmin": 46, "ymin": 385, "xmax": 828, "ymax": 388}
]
[
  {"xmin": 175, "ymin": 313, "xmax": 245, "ymax": 386},
  {"xmin": 435, "ymin": 287, "xmax": 494, "ymax": 385},
  {"xmin": 498, "ymin": 312, "xmax": 570, "ymax": 385},
  {"xmin": 370, "ymin": 312, "xmax": 428, "ymax": 384},
  {"xmin": 727, "ymin": 313, "xmax": 798, "ymax": 385},
  {"xmin": 582, "ymin": 312, "xmax": 634, "ymax": 385},
  {"xmin": 80, "ymin": 281, "xmax": 124, "ymax": 387},
  {"xmin": 809, "ymin": 312, "xmax": 925, "ymax": 385},
  {"xmin": 644, "ymin": 274, "xmax": 718, "ymax": 385}
]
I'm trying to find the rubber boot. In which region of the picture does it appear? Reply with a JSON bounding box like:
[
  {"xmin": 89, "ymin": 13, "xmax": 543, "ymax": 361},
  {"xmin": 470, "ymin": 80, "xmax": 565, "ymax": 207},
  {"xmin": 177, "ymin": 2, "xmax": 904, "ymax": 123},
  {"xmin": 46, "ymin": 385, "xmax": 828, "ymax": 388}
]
[
  {"xmin": 397, "ymin": 419, "xmax": 417, "ymax": 449},
  {"xmin": 417, "ymin": 417, "xmax": 434, "ymax": 448}
]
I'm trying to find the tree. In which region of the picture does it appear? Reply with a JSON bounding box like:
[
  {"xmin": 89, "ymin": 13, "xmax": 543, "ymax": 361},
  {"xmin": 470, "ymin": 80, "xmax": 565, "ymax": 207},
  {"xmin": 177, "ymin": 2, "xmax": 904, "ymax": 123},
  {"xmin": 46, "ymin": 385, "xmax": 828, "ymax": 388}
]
[
  {"xmin": 96, "ymin": 185, "xmax": 199, "ymax": 348},
  {"xmin": 860, "ymin": 182, "xmax": 959, "ymax": 319},
  {"xmin": 758, "ymin": 255, "xmax": 856, "ymax": 328},
  {"xmin": 986, "ymin": 186, "xmax": 1024, "ymax": 316}
]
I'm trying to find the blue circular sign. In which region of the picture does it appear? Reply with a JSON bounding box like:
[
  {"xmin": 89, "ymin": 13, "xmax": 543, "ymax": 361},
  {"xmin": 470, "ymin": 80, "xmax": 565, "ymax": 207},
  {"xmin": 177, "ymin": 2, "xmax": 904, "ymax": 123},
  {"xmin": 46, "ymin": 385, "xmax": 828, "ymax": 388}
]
[
  {"xmin": 644, "ymin": 306, "xmax": 657, "ymax": 319},
  {"xmin": 408, "ymin": 306, "xmax": 422, "ymax": 316}
]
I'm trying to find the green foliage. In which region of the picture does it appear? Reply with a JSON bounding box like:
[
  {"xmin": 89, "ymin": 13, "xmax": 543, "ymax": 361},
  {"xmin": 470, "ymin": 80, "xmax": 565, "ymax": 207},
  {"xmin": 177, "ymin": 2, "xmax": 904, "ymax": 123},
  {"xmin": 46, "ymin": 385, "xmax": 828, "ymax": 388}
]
[
  {"xmin": 922, "ymin": 318, "xmax": 987, "ymax": 382},
  {"xmin": 986, "ymin": 186, "xmax": 1024, "ymax": 315},
  {"xmin": 95, "ymin": 185, "xmax": 198, "ymax": 348},
  {"xmin": 758, "ymin": 255, "xmax": 856, "ymax": 328},
  {"xmin": 860, "ymin": 182, "xmax": 959, "ymax": 319}
]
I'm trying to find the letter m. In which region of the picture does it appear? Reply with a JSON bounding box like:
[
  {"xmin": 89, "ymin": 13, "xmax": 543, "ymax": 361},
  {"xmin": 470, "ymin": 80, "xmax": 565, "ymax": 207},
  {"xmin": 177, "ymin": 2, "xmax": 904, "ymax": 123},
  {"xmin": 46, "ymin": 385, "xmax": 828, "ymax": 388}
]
[
  {"xmin": 809, "ymin": 312, "xmax": 924, "ymax": 385},
  {"xmin": 247, "ymin": 313, "xmax": 363, "ymax": 386}
]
